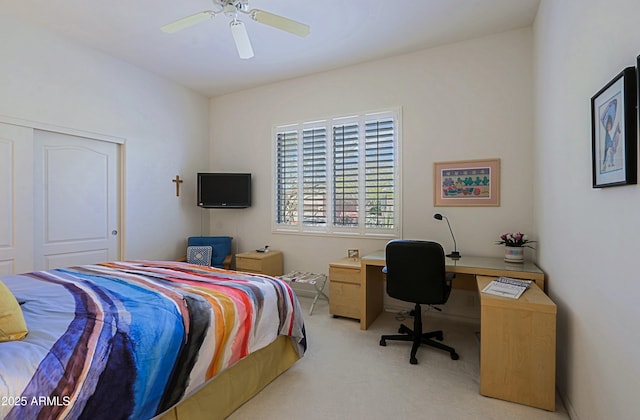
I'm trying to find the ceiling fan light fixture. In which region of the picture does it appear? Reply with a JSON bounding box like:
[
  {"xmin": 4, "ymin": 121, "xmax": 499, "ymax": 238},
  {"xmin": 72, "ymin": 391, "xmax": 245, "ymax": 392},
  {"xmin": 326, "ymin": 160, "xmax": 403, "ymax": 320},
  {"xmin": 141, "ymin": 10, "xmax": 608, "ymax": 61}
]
[
  {"xmin": 222, "ymin": 3, "xmax": 238, "ymax": 18},
  {"xmin": 229, "ymin": 19, "xmax": 254, "ymax": 59}
]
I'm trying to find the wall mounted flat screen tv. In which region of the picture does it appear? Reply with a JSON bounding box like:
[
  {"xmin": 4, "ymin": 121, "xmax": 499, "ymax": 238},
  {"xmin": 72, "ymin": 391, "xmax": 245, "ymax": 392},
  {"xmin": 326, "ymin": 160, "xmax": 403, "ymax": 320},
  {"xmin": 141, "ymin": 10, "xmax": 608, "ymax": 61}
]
[{"xmin": 197, "ymin": 173, "xmax": 251, "ymax": 208}]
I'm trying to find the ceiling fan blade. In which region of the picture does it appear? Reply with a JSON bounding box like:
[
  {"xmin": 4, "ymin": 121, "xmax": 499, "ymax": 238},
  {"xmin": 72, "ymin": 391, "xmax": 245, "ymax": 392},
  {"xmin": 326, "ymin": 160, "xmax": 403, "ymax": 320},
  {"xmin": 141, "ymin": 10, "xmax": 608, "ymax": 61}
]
[
  {"xmin": 229, "ymin": 20, "xmax": 254, "ymax": 59},
  {"xmin": 249, "ymin": 9, "xmax": 310, "ymax": 37},
  {"xmin": 161, "ymin": 11, "xmax": 214, "ymax": 33}
]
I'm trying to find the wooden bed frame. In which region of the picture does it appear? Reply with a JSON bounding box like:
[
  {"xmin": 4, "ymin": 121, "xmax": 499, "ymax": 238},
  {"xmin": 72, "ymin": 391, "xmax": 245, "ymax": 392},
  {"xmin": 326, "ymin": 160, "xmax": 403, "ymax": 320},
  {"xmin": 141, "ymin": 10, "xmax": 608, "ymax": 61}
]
[{"xmin": 157, "ymin": 336, "xmax": 300, "ymax": 420}]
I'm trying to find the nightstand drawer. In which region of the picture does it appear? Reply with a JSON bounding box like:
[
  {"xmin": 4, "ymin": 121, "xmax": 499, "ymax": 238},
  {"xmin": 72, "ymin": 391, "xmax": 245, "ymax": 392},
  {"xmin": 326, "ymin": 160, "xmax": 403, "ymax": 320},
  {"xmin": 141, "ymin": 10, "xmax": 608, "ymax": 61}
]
[
  {"xmin": 236, "ymin": 257, "xmax": 262, "ymax": 272},
  {"xmin": 329, "ymin": 266, "xmax": 361, "ymax": 285}
]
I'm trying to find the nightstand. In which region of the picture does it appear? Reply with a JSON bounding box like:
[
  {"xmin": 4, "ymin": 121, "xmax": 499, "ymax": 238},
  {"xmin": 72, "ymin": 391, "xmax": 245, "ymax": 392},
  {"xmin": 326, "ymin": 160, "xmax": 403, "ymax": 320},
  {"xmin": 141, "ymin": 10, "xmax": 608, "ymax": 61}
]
[
  {"xmin": 235, "ymin": 250, "xmax": 283, "ymax": 276},
  {"xmin": 328, "ymin": 257, "xmax": 362, "ymax": 320}
]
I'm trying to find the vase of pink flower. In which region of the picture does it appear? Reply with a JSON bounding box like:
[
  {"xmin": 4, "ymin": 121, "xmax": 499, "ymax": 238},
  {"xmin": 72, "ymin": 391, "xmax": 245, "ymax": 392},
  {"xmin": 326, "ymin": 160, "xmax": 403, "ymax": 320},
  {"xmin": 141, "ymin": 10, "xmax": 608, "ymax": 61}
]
[{"xmin": 496, "ymin": 232, "xmax": 535, "ymax": 263}]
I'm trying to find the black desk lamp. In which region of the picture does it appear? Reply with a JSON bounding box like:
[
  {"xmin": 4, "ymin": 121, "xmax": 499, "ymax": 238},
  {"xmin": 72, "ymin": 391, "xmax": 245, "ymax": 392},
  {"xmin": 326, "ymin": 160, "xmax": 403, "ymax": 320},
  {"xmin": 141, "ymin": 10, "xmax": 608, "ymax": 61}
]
[{"xmin": 434, "ymin": 213, "xmax": 461, "ymax": 260}]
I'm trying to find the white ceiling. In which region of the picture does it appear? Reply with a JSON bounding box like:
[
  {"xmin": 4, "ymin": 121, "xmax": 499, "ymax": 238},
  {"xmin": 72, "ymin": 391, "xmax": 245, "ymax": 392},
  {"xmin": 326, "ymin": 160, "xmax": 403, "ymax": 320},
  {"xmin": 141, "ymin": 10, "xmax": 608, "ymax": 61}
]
[{"xmin": 1, "ymin": 0, "xmax": 540, "ymax": 97}]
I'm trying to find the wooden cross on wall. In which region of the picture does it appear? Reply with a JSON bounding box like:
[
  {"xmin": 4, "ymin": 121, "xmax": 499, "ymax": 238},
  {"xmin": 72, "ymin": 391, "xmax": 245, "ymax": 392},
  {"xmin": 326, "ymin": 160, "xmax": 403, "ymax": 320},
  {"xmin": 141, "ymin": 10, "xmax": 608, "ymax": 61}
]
[{"xmin": 172, "ymin": 175, "xmax": 183, "ymax": 197}]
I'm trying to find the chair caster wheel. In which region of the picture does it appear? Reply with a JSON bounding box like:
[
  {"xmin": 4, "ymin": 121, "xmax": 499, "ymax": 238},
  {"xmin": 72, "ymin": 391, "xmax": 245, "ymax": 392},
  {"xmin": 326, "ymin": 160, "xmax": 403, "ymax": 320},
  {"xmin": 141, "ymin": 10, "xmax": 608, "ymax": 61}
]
[
  {"xmin": 451, "ymin": 352, "xmax": 459, "ymax": 360},
  {"xmin": 380, "ymin": 339, "xmax": 386, "ymax": 346},
  {"xmin": 398, "ymin": 327, "xmax": 404, "ymax": 333},
  {"xmin": 410, "ymin": 357, "xmax": 418, "ymax": 365},
  {"xmin": 435, "ymin": 332, "xmax": 443, "ymax": 341}
]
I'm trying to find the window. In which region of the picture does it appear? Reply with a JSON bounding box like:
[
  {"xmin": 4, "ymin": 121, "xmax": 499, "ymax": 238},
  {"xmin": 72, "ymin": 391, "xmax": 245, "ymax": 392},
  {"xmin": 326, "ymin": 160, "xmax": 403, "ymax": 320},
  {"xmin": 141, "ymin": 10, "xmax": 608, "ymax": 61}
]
[{"xmin": 274, "ymin": 109, "xmax": 400, "ymax": 237}]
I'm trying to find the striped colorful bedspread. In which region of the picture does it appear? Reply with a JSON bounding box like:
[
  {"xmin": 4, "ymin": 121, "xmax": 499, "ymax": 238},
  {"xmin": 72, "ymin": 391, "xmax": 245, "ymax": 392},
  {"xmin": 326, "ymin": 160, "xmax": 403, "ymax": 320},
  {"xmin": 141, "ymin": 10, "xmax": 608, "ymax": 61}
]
[{"xmin": 0, "ymin": 261, "xmax": 306, "ymax": 420}]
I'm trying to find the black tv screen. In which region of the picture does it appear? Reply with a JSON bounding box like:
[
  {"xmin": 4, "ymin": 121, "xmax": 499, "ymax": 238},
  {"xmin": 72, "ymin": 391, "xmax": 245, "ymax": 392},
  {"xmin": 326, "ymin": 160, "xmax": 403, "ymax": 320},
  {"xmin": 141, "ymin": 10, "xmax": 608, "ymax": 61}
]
[{"xmin": 197, "ymin": 173, "xmax": 251, "ymax": 208}]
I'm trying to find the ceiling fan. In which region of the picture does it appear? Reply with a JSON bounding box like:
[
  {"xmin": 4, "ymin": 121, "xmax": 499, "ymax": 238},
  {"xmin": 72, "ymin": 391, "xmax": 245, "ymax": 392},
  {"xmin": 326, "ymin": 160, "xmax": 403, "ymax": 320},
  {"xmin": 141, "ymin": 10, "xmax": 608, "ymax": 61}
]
[{"xmin": 161, "ymin": 0, "xmax": 310, "ymax": 59}]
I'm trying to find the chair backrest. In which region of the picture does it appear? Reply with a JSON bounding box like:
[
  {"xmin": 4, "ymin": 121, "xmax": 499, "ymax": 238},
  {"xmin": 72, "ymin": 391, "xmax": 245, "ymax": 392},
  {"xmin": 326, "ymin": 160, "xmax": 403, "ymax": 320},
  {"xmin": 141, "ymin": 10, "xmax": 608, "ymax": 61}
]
[
  {"xmin": 385, "ymin": 240, "xmax": 450, "ymax": 305},
  {"xmin": 187, "ymin": 236, "xmax": 232, "ymax": 268}
]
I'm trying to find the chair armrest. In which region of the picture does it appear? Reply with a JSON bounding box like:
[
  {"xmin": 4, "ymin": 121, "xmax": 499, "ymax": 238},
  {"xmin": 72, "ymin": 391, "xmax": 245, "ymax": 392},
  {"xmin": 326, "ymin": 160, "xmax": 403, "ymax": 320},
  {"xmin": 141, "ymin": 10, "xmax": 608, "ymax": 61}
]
[
  {"xmin": 445, "ymin": 272, "xmax": 455, "ymax": 286},
  {"xmin": 223, "ymin": 254, "xmax": 233, "ymax": 270}
]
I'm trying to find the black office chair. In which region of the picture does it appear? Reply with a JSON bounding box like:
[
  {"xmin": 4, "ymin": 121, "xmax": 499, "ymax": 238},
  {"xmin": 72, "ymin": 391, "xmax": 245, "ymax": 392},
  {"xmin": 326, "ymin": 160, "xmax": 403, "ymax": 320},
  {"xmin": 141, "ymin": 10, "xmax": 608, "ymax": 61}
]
[{"xmin": 379, "ymin": 240, "xmax": 459, "ymax": 364}]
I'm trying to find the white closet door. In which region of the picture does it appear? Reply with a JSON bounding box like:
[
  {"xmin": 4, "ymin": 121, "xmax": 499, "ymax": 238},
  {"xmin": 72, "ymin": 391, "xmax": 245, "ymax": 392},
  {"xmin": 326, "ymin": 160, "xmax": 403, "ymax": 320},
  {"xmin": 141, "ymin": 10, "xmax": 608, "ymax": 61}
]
[
  {"xmin": 34, "ymin": 130, "xmax": 120, "ymax": 270},
  {"xmin": 0, "ymin": 123, "xmax": 34, "ymax": 275}
]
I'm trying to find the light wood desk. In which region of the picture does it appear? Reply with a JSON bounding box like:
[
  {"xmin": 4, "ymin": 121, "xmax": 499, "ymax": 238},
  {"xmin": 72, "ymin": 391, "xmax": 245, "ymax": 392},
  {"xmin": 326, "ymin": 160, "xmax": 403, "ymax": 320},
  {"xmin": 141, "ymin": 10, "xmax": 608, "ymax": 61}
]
[
  {"xmin": 359, "ymin": 250, "xmax": 546, "ymax": 330},
  {"xmin": 477, "ymin": 276, "xmax": 556, "ymax": 411}
]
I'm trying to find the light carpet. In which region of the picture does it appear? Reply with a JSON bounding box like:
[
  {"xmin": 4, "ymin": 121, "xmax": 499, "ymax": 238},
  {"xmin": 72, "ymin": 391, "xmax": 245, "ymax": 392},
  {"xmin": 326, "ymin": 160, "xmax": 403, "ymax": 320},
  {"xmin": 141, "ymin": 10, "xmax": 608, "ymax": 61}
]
[{"xmin": 229, "ymin": 297, "xmax": 569, "ymax": 420}]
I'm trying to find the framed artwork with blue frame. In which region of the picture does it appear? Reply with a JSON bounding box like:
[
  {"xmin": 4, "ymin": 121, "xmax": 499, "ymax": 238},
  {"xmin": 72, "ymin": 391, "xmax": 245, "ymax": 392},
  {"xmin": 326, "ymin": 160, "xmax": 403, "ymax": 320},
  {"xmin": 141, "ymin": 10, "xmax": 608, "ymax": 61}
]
[{"xmin": 591, "ymin": 66, "xmax": 637, "ymax": 188}]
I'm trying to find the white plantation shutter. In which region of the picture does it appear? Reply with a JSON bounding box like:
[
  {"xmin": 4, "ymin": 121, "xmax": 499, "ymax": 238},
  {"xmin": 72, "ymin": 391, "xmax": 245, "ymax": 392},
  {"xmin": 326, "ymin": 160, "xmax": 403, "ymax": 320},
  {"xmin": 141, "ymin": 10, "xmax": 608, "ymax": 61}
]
[
  {"xmin": 365, "ymin": 117, "xmax": 395, "ymax": 229},
  {"xmin": 333, "ymin": 122, "xmax": 359, "ymax": 227},
  {"xmin": 274, "ymin": 109, "xmax": 400, "ymax": 237},
  {"xmin": 276, "ymin": 130, "xmax": 298, "ymax": 225},
  {"xmin": 302, "ymin": 127, "xmax": 327, "ymax": 226}
]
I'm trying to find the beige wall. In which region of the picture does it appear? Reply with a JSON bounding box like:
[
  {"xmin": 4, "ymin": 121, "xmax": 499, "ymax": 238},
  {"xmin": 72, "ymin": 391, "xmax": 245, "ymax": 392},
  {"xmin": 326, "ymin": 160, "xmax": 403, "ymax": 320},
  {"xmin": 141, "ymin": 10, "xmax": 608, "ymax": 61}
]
[
  {"xmin": 4, "ymin": 1, "xmax": 638, "ymax": 415},
  {"xmin": 534, "ymin": 1, "xmax": 640, "ymax": 418},
  {"xmin": 0, "ymin": 12, "xmax": 210, "ymax": 260},
  {"xmin": 208, "ymin": 28, "xmax": 534, "ymax": 316}
]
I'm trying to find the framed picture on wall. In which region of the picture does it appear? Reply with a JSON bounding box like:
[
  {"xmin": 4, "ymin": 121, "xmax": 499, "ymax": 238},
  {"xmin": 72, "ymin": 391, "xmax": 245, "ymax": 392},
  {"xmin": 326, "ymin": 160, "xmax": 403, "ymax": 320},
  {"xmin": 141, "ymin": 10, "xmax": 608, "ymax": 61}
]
[
  {"xmin": 591, "ymin": 66, "xmax": 637, "ymax": 188},
  {"xmin": 433, "ymin": 158, "xmax": 500, "ymax": 206}
]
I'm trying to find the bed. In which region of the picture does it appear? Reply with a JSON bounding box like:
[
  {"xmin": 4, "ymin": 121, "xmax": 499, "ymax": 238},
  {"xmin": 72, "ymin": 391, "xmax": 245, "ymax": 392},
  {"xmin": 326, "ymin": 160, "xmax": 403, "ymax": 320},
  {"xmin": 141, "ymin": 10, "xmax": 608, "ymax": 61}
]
[{"xmin": 0, "ymin": 261, "xmax": 306, "ymax": 420}]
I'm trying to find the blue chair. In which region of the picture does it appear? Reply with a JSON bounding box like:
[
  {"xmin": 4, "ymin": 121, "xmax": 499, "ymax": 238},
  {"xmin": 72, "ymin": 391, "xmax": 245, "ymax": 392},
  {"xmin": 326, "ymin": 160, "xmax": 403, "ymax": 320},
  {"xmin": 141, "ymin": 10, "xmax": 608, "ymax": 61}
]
[{"xmin": 186, "ymin": 236, "xmax": 233, "ymax": 269}]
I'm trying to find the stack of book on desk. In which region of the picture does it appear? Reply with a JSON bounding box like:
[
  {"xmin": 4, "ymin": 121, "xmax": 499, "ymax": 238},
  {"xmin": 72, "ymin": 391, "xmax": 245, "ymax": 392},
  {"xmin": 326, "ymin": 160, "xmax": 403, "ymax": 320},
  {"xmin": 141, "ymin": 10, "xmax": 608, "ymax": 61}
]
[{"xmin": 481, "ymin": 276, "xmax": 532, "ymax": 299}]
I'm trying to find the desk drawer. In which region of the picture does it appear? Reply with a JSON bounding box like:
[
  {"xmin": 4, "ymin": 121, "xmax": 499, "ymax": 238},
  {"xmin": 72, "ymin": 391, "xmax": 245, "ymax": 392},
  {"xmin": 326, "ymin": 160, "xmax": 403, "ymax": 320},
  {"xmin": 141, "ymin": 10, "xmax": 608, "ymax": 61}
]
[
  {"xmin": 329, "ymin": 282, "xmax": 361, "ymax": 319},
  {"xmin": 329, "ymin": 266, "xmax": 361, "ymax": 285}
]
